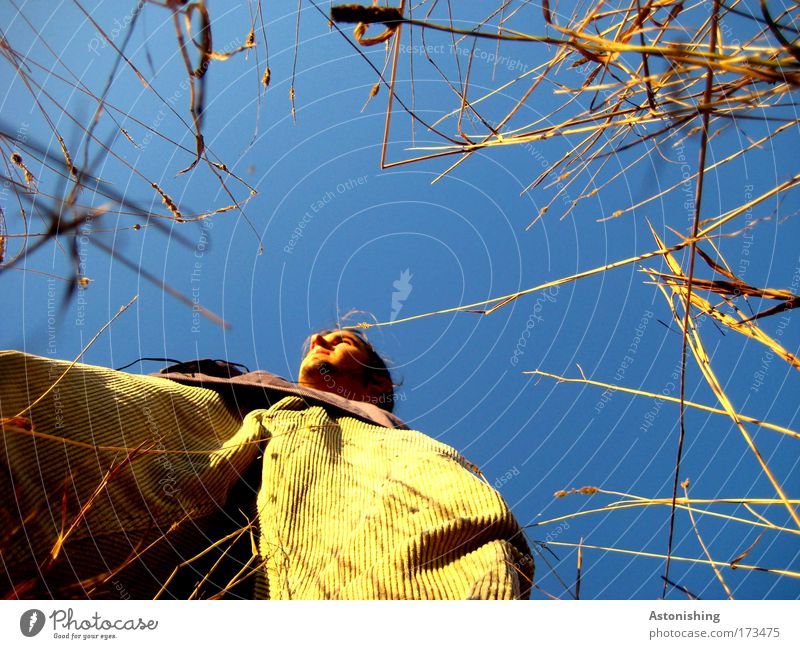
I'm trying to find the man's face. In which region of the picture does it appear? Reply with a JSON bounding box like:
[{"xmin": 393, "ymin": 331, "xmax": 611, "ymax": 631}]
[{"xmin": 298, "ymin": 330, "xmax": 373, "ymax": 393}]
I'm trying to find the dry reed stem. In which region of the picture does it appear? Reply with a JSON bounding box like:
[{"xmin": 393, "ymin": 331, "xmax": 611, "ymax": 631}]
[
  {"xmin": 360, "ymin": 172, "xmax": 800, "ymax": 328},
  {"xmin": 544, "ymin": 540, "xmax": 800, "ymax": 579},
  {"xmin": 207, "ymin": 549, "xmax": 264, "ymax": 600},
  {"xmin": 154, "ymin": 519, "xmax": 257, "ymax": 600},
  {"xmin": 2, "ymin": 0, "xmax": 263, "ymax": 299},
  {"xmin": 536, "ymin": 485, "xmax": 800, "ymax": 535},
  {"xmin": 533, "ymin": 499, "xmax": 800, "ymax": 536},
  {"xmin": 527, "ymin": 369, "xmax": 800, "ymax": 439},
  {"xmin": 1, "ymin": 295, "xmax": 138, "ymax": 424},
  {"xmin": 49, "ymin": 444, "xmax": 148, "ymax": 562},
  {"xmin": 650, "ymin": 276, "xmax": 800, "ymax": 530},
  {"xmin": 682, "ymin": 479, "xmax": 734, "ymax": 599},
  {"xmin": 333, "ymin": 0, "xmax": 800, "ymax": 260}
]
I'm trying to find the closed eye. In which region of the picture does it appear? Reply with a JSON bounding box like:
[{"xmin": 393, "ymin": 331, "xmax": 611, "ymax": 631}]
[{"xmin": 329, "ymin": 334, "xmax": 358, "ymax": 347}]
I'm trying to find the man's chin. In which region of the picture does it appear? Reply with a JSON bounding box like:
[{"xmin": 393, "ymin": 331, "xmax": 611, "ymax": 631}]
[{"xmin": 299, "ymin": 360, "xmax": 333, "ymax": 386}]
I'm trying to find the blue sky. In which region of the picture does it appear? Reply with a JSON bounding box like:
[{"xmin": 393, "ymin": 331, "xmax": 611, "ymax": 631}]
[{"xmin": 1, "ymin": 1, "xmax": 798, "ymax": 599}]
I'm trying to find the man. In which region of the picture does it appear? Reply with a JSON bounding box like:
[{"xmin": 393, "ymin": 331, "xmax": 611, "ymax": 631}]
[
  {"xmin": 297, "ymin": 329, "xmax": 395, "ymax": 411},
  {"xmin": 0, "ymin": 330, "xmax": 533, "ymax": 599}
]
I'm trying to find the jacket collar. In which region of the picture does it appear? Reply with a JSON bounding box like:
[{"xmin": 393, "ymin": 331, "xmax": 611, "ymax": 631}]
[{"xmin": 155, "ymin": 365, "xmax": 407, "ymax": 430}]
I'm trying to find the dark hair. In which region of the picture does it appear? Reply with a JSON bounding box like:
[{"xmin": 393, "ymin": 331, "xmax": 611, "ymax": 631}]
[{"xmin": 302, "ymin": 329, "xmax": 397, "ymax": 412}]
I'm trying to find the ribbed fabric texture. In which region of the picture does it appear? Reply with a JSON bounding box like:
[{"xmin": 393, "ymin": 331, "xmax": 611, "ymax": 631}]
[
  {"xmin": 237, "ymin": 398, "xmax": 533, "ymax": 599},
  {"xmin": 1, "ymin": 351, "xmax": 533, "ymax": 599},
  {"xmin": 0, "ymin": 351, "xmax": 256, "ymax": 598}
]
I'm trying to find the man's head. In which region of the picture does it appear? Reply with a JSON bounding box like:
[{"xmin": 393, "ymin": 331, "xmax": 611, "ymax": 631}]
[{"xmin": 298, "ymin": 329, "xmax": 395, "ymax": 412}]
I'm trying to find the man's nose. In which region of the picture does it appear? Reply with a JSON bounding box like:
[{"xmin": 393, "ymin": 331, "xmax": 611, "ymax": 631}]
[{"xmin": 309, "ymin": 334, "xmax": 331, "ymax": 350}]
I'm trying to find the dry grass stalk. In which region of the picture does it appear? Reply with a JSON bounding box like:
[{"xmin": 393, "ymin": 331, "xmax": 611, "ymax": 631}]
[
  {"xmin": 526, "ymin": 369, "xmax": 800, "ymax": 440},
  {"xmin": 49, "ymin": 444, "xmax": 148, "ymax": 562},
  {"xmin": 645, "ymin": 226, "xmax": 800, "ymax": 371},
  {"xmin": 682, "ymin": 479, "xmax": 734, "ymax": 599},
  {"xmin": 155, "ymin": 518, "xmax": 258, "ymax": 600},
  {"xmin": 544, "ymin": 540, "xmax": 800, "ymax": 579},
  {"xmin": 650, "ymin": 273, "xmax": 800, "ymax": 530},
  {"xmin": 1, "ymin": 0, "xmax": 263, "ymax": 301},
  {"xmin": 533, "ymin": 486, "xmax": 800, "ymax": 536}
]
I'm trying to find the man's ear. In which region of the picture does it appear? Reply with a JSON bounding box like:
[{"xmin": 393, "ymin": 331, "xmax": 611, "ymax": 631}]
[{"xmin": 367, "ymin": 373, "xmax": 393, "ymax": 396}]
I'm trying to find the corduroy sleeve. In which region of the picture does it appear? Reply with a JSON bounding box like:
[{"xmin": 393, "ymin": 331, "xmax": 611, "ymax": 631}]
[{"xmin": 0, "ymin": 350, "xmax": 257, "ymax": 598}]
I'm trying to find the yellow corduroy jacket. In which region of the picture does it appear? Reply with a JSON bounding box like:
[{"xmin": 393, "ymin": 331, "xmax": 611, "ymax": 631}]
[{"xmin": 0, "ymin": 350, "xmax": 533, "ymax": 599}]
